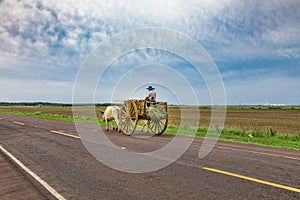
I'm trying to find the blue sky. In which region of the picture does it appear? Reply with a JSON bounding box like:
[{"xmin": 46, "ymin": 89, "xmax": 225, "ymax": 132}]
[{"xmin": 0, "ymin": 0, "xmax": 299, "ymax": 105}]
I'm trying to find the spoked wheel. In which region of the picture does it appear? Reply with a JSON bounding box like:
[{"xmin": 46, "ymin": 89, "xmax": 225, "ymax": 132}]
[
  {"xmin": 120, "ymin": 100, "xmax": 138, "ymax": 136},
  {"xmin": 149, "ymin": 106, "xmax": 168, "ymax": 135}
]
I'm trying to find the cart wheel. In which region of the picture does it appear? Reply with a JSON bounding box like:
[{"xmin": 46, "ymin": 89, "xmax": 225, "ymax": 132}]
[
  {"xmin": 149, "ymin": 106, "xmax": 168, "ymax": 135},
  {"xmin": 120, "ymin": 100, "xmax": 138, "ymax": 136}
]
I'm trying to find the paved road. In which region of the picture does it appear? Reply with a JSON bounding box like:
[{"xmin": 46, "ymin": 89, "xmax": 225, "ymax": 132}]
[
  {"xmin": 0, "ymin": 148, "xmax": 50, "ymax": 199},
  {"xmin": 0, "ymin": 113, "xmax": 299, "ymax": 200}
]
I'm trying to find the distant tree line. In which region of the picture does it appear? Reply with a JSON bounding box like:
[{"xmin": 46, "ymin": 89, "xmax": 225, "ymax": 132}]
[{"xmin": 0, "ymin": 102, "xmax": 115, "ymax": 107}]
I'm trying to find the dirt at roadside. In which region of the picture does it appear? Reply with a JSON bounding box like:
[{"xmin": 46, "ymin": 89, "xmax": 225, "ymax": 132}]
[{"xmin": 0, "ymin": 150, "xmax": 49, "ymax": 200}]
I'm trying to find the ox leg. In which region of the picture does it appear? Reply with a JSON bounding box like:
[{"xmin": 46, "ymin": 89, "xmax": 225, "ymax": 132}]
[
  {"xmin": 117, "ymin": 120, "xmax": 121, "ymax": 132},
  {"xmin": 105, "ymin": 119, "xmax": 109, "ymax": 131},
  {"xmin": 114, "ymin": 120, "xmax": 117, "ymax": 130},
  {"xmin": 116, "ymin": 120, "xmax": 121, "ymax": 132},
  {"xmin": 111, "ymin": 120, "xmax": 115, "ymax": 130}
]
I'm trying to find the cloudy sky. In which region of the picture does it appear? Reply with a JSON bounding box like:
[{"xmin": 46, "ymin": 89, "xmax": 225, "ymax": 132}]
[{"xmin": 0, "ymin": 0, "xmax": 299, "ymax": 105}]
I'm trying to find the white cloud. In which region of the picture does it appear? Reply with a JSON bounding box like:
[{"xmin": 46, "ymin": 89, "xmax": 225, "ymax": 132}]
[
  {"xmin": 95, "ymin": 63, "xmax": 202, "ymax": 105},
  {"xmin": 0, "ymin": 0, "xmax": 299, "ymax": 104},
  {"xmin": 261, "ymin": 24, "xmax": 300, "ymax": 47},
  {"xmin": 0, "ymin": 78, "xmax": 73, "ymax": 102},
  {"xmin": 1, "ymin": 0, "xmax": 298, "ymax": 65},
  {"xmin": 225, "ymin": 75, "xmax": 300, "ymax": 105}
]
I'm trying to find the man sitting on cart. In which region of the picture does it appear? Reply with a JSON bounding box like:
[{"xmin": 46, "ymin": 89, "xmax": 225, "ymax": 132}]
[{"xmin": 145, "ymin": 85, "xmax": 156, "ymax": 107}]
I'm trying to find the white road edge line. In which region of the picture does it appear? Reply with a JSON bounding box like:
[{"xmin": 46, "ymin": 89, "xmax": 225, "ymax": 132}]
[{"xmin": 0, "ymin": 145, "xmax": 67, "ymax": 200}]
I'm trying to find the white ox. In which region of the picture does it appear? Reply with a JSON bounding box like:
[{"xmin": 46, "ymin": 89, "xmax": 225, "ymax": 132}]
[{"xmin": 100, "ymin": 106, "xmax": 120, "ymax": 131}]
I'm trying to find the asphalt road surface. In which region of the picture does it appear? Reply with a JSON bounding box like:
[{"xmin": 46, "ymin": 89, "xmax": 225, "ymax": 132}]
[{"xmin": 0, "ymin": 113, "xmax": 299, "ymax": 200}]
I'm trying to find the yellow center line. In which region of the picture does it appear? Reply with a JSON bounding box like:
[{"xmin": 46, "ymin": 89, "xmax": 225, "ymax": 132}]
[
  {"xmin": 13, "ymin": 121, "xmax": 25, "ymax": 126},
  {"xmin": 203, "ymin": 167, "xmax": 300, "ymax": 193},
  {"xmin": 50, "ymin": 130, "xmax": 80, "ymax": 139}
]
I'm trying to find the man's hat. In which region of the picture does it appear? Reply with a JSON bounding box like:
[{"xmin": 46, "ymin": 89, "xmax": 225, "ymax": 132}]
[{"xmin": 146, "ymin": 85, "xmax": 155, "ymax": 91}]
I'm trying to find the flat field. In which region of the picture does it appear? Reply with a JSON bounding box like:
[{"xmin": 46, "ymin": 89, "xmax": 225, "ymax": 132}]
[{"xmin": 1, "ymin": 105, "xmax": 299, "ymax": 135}]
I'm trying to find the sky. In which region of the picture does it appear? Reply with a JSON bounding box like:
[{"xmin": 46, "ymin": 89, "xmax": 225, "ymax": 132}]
[{"xmin": 0, "ymin": 0, "xmax": 299, "ymax": 105}]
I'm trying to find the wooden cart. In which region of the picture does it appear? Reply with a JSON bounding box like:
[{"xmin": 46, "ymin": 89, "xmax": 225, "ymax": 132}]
[{"xmin": 119, "ymin": 100, "xmax": 168, "ymax": 136}]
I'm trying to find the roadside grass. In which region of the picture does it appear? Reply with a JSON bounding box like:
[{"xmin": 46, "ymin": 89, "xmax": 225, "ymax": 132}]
[
  {"xmin": 0, "ymin": 110, "xmax": 106, "ymax": 126},
  {"xmin": 165, "ymin": 126, "xmax": 300, "ymax": 150},
  {"xmin": 219, "ymin": 128, "xmax": 300, "ymax": 150},
  {"xmin": 0, "ymin": 109, "xmax": 299, "ymax": 150}
]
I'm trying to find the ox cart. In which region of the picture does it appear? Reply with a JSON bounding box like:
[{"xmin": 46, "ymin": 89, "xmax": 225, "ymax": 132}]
[{"xmin": 119, "ymin": 100, "xmax": 168, "ymax": 136}]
